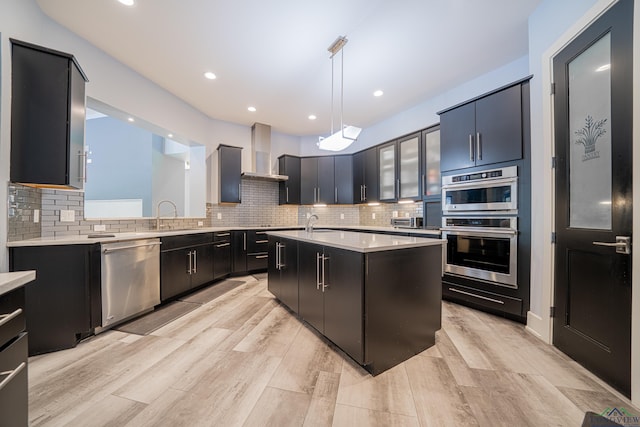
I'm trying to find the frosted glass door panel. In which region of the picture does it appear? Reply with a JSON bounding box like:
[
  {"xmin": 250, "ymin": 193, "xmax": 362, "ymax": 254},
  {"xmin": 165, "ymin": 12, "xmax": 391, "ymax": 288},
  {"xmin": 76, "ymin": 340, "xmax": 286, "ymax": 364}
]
[
  {"xmin": 568, "ymin": 33, "xmax": 612, "ymax": 229},
  {"xmin": 425, "ymin": 129, "xmax": 441, "ymax": 197},
  {"xmin": 399, "ymin": 137, "xmax": 419, "ymax": 199},
  {"xmin": 379, "ymin": 144, "xmax": 396, "ymax": 200}
]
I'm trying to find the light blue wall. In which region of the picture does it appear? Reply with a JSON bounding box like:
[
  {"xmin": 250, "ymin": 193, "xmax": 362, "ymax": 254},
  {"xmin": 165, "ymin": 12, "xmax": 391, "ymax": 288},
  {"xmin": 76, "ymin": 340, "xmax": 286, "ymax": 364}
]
[{"xmin": 85, "ymin": 116, "xmax": 153, "ymax": 216}]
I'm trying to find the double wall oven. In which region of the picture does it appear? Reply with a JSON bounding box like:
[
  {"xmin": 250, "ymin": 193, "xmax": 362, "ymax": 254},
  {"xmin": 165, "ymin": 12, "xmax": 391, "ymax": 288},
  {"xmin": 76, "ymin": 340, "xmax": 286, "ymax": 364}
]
[{"xmin": 441, "ymin": 166, "xmax": 519, "ymax": 289}]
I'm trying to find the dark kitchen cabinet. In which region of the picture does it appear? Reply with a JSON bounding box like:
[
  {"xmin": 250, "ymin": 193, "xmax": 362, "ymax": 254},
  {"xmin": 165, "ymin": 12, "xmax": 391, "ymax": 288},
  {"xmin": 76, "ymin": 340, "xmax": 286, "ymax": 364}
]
[
  {"xmin": 160, "ymin": 233, "xmax": 214, "ymax": 301},
  {"xmin": 353, "ymin": 147, "xmax": 379, "ymax": 203},
  {"xmin": 10, "ymin": 244, "xmax": 101, "ymax": 355},
  {"xmin": 298, "ymin": 242, "xmax": 364, "ymax": 363},
  {"xmin": 278, "ymin": 155, "xmax": 301, "ymax": 205},
  {"xmin": 218, "ymin": 144, "xmax": 242, "ymax": 203},
  {"xmin": 10, "ymin": 39, "xmax": 88, "ymax": 189},
  {"xmin": 232, "ymin": 231, "xmax": 248, "ymax": 273},
  {"xmin": 378, "ymin": 141, "xmax": 397, "ymax": 202},
  {"xmin": 213, "ymin": 231, "xmax": 231, "ymax": 279},
  {"xmin": 379, "ymin": 133, "xmax": 422, "ymax": 203},
  {"xmin": 439, "ymin": 83, "xmax": 523, "ymax": 172},
  {"xmin": 300, "ymin": 157, "xmax": 335, "ymax": 204},
  {"xmin": 232, "ymin": 230, "xmax": 269, "ymax": 274},
  {"xmin": 334, "ymin": 155, "xmax": 354, "ymax": 204},
  {"xmin": 422, "ymin": 125, "xmax": 441, "ymax": 200},
  {"xmin": 268, "ymin": 236, "xmax": 299, "ymax": 312},
  {"xmin": 0, "ymin": 286, "xmax": 28, "ymax": 427}
]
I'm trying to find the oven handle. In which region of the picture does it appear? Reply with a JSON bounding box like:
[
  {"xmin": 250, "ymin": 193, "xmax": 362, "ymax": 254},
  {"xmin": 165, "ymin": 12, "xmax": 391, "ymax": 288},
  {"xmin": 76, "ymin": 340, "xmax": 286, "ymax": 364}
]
[
  {"xmin": 441, "ymin": 227, "xmax": 517, "ymax": 236},
  {"xmin": 441, "ymin": 176, "xmax": 517, "ymax": 191}
]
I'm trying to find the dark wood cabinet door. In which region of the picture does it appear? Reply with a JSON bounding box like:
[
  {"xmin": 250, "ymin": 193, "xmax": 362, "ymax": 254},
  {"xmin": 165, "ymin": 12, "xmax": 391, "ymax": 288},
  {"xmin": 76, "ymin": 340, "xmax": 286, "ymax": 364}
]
[
  {"xmin": 317, "ymin": 156, "xmax": 335, "ymax": 204},
  {"xmin": 334, "ymin": 155, "xmax": 354, "ymax": 204},
  {"xmin": 298, "ymin": 243, "xmax": 324, "ymax": 332},
  {"xmin": 0, "ymin": 332, "xmax": 28, "ymax": 427},
  {"xmin": 363, "ymin": 147, "xmax": 379, "ymax": 203},
  {"xmin": 267, "ymin": 238, "xmax": 281, "ymax": 298},
  {"xmin": 422, "ymin": 125, "xmax": 441, "ymax": 200},
  {"xmin": 300, "ymin": 157, "xmax": 318, "ymax": 204},
  {"xmin": 218, "ymin": 145, "xmax": 242, "ymax": 203},
  {"xmin": 440, "ymin": 102, "xmax": 476, "ymax": 172},
  {"xmin": 213, "ymin": 241, "xmax": 231, "ymax": 279},
  {"xmin": 279, "ymin": 238, "xmax": 299, "ymax": 313},
  {"xmin": 323, "ymin": 247, "xmax": 364, "ymax": 363},
  {"xmin": 278, "ymin": 155, "xmax": 301, "ymax": 204},
  {"xmin": 190, "ymin": 243, "xmax": 214, "ymax": 289},
  {"xmin": 398, "ymin": 133, "xmax": 422, "ymax": 201},
  {"xmin": 352, "ymin": 151, "xmax": 366, "ymax": 203},
  {"xmin": 232, "ymin": 231, "xmax": 247, "ymax": 273},
  {"xmin": 475, "ymin": 84, "xmax": 522, "ymax": 166},
  {"xmin": 160, "ymin": 248, "xmax": 192, "ymax": 301}
]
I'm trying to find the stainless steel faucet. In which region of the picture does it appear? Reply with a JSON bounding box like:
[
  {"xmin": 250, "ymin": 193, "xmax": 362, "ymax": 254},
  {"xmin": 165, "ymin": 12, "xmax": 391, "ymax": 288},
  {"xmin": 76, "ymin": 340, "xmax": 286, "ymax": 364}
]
[
  {"xmin": 306, "ymin": 214, "xmax": 319, "ymax": 233},
  {"xmin": 156, "ymin": 200, "xmax": 178, "ymax": 230}
]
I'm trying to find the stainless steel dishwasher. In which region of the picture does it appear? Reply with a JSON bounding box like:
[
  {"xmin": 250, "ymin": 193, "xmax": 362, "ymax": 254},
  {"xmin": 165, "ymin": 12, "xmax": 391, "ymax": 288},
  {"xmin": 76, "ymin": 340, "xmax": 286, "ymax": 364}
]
[{"xmin": 99, "ymin": 238, "xmax": 161, "ymax": 331}]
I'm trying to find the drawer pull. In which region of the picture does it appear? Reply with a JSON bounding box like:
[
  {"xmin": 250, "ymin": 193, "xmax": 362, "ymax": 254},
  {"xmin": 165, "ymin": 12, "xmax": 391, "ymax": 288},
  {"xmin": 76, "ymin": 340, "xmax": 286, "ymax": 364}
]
[
  {"xmin": 215, "ymin": 243, "xmax": 230, "ymax": 248},
  {"xmin": 448, "ymin": 288, "xmax": 504, "ymax": 305},
  {"xmin": 255, "ymin": 255, "xmax": 269, "ymax": 259},
  {"xmin": 255, "ymin": 239, "xmax": 269, "ymax": 244},
  {"xmin": 0, "ymin": 309, "xmax": 22, "ymax": 328},
  {"xmin": 216, "ymin": 232, "xmax": 230, "ymax": 237},
  {"xmin": 0, "ymin": 362, "xmax": 26, "ymax": 392},
  {"xmin": 256, "ymin": 231, "xmax": 268, "ymax": 235}
]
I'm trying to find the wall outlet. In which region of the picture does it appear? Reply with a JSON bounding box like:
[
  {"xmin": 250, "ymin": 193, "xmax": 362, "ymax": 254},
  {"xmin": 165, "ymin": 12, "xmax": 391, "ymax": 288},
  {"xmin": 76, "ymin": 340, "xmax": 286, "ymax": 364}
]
[
  {"xmin": 94, "ymin": 224, "xmax": 106, "ymax": 232},
  {"xmin": 340, "ymin": 213, "xmax": 345, "ymax": 220},
  {"xmin": 198, "ymin": 221, "xmax": 204, "ymax": 227},
  {"xmin": 33, "ymin": 209, "xmax": 40, "ymax": 223},
  {"xmin": 405, "ymin": 212, "xmax": 410, "ymax": 217},
  {"xmin": 392, "ymin": 210, "xmax": 398, "ymax": 218},
  {"xmin": 217, "ymin": 213, "xmax": 222, "ymax": 220},
  {"xmin": 306, "ymin": 212, "xmax": 311, "ymax": 219},
  {"xmin": 60, "ymin": 209, "xmax": 75, "ymax": 222},
  {"xmin": 372, "ymin": 213, "xmax": 376, "ymax": 220}
]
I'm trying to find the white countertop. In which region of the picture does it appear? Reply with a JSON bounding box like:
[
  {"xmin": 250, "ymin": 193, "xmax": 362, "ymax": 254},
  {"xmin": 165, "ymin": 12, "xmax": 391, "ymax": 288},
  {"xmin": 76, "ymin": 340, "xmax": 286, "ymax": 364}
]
[
  {"xmin": 0, "ymin": 271, "xmax": 36, "ymax": 297},
  {"xmin": 6, "ymin": 225, "xmax": 439, "ymax": 247},
  {"xmin": 267, "ymin": 230, "xmax": 445, "ymax": 253}
]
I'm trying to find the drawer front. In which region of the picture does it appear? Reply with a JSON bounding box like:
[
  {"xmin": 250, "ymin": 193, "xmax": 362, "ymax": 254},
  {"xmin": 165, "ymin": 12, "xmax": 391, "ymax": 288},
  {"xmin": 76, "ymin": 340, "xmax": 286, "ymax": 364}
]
[
  {"xmin": 161, "ymin": 233, "xmax": 213, "ymax": 251},
  {"xmin": 0, "ymin": 287, "xmax": 26, "ymax": 349},
  {"xmin": 246, "ymin": 252, "xmax": 268, "ymax": 272},
  {"xmin": 213, "ymin": 231, "xmax": 231, "ymax": 243},
  {"xmin": 0, "ymin": 332, "xmax": 28, "ymax": 427},
  {"xmin": 249, "ymin": 230, "xmax": 270, "ymax": 253},
  {"xmin": 442, "ymin": 282, "xmax": 523, "ymax": 316}
]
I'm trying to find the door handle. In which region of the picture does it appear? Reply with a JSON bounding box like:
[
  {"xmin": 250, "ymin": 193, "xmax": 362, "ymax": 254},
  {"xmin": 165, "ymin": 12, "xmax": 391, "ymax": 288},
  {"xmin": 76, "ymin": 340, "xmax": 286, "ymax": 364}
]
[
  {"xmin": 335, "ymin": 187, "xmax": 338, "ymax": 204},
  {"xmin": 593, "ymin": 236, "xmax": 631, "ymax": 254},
  {"xmin": 187, "ymin": 250, "xmax": 193, "ymax": 274},
  {"xmin": 0, "ymin": 362, "xmax": 26, "ymax": 392},
  {"xmin": 321, "ymin": 255, "xmax": 329, "ymax": 292},
  {"xmin": 469, "ymin": 134, "xmax": 474, "ymax": 162},
  {"xmin": 286, "ymin": 187, "xmax": 289, "ymax": 203},
  {"xmin": 193, "ymin": 250, "xmax": 197, "ymax": 274},
  {"xmin": 316, "ymin": 252, "xmax": 322, "ymax": 290},
  {"xmin": 476, "ymin": 132, "xmax": 482, "ymax": 161}
]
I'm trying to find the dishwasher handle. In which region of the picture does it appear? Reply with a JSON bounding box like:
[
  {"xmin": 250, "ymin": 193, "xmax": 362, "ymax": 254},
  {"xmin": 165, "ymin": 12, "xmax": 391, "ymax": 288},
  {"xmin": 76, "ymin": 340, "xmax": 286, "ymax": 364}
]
[{"xmin": 103, "ymin": 241, "xmax": 162, "ymax": 254}]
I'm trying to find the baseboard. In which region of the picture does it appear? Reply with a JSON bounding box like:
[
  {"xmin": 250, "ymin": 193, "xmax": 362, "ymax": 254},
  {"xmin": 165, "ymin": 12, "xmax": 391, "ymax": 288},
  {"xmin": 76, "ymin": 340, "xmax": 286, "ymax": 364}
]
[{"xmin": 526, "ymin": 310, "xmax": 550, "ymax": 344}]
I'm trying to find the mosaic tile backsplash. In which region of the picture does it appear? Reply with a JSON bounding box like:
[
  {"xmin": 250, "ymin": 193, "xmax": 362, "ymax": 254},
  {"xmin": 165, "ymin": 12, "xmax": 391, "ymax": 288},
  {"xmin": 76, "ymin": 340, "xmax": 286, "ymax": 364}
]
[{"xmin": 7, "ymin": 180, "xmax": 427, "ymax": 241}]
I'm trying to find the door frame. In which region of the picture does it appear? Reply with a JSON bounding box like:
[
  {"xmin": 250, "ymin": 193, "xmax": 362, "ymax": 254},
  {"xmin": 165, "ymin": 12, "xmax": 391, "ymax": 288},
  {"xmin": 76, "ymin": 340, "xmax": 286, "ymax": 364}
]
[{"xmin": 535, "ymin": 0, "xmax": 639, "ymax": 406}]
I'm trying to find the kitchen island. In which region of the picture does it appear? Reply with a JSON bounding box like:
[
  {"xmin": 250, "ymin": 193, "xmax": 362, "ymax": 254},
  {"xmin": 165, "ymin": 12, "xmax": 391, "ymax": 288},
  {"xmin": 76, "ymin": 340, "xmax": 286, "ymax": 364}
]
[{"xmin": 267, "ymin": 229, "xmax": 445, "ymax": 375}]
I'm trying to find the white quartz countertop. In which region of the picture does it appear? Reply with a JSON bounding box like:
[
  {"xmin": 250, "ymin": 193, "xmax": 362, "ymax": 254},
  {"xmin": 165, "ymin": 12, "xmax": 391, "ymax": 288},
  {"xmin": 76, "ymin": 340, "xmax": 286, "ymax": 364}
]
[
  {"xmin": 267, "ymin": 230, "xmax": 445, "ymax": 253},
  {"xmin": 7, "ymin": 225, "xmax": 440, "ymax": 247},
  {"xmin": 0, "ymin": 271, "xmax": 36, "ymax": 297}
]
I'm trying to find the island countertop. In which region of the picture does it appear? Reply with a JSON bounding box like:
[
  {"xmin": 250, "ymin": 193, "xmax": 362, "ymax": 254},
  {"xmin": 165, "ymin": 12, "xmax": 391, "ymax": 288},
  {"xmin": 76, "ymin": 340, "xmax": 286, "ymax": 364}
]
[
  {"xmin": 267, "ymin": 229, "xmax": 445, "ymax": 253},
  {"xmin": 0, "ymin": 270, "xmax": 36, "ymax": 297}
]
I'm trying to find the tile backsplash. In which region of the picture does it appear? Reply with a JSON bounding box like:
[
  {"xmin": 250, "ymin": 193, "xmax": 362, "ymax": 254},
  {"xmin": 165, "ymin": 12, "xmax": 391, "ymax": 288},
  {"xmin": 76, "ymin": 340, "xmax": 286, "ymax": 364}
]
[{"xmin": 7, "ymin": 180, "xmax": 427, "ymax": 241}]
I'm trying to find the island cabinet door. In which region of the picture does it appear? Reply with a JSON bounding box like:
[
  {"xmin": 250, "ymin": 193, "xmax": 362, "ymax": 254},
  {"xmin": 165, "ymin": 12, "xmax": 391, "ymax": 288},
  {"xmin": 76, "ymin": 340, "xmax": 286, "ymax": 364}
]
[
  {"xmin": 298, "ymin": 242, "xmax": 324, "ymax": 333},
  {"xmin": 278, "ymin": 238, "xmax": 299, "ymax": 313},
  {"xmin": 323, "ymin": 247, "xmax": 364, "ymax": 364}
]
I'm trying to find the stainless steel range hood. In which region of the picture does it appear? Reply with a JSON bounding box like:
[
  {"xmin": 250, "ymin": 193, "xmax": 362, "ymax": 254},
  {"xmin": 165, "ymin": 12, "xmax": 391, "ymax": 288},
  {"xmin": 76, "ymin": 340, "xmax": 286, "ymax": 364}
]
[{"xmin": 241, "ymin": 123, "xmax": 288, "ymax": 181}]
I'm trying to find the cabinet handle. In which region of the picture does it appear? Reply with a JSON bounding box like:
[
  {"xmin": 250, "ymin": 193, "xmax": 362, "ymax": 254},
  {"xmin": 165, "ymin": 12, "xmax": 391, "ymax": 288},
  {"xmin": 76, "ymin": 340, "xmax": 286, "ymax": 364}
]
[
  {"xmin": 255, "ymin": 255, "xmax": 269, "ymax": 259},
  {"xmin": 278, "ymin": 243, "xmax": 285, "ymax": 269},
  {"xmin": 316, "ymin": 252, "xmax": 322, "ymax": 290},
  {"xmin": 363, "ymin": 185, "xmax": 367, "ymax": 201},
  {"xmin": 321, "ymin": 255, "xmax": 329, "ymax": 292},
  {"xmin": 286, "ymin": 187, "xmax": 289, "ymax": 203},
  {"xmin": 256, "ymin": 231, "xmax": 268, "ymax": 235},
  {"xmin": 275, "ymin": 242, "xmax": 280, "ymax": 269},
  {"xmin": 193, "ymin": 250, "xmax": 197, "ymax": 274},
  {"xmin": 396, "ymin": 179, "xmax": 400, "ymax": 199},
  {"xmin": 103, "ymin": 242, "xmax": 162, "ymax": 253},
  {"xmin": 360, "ymin": 185, "xmax": 364, "ymax": 201},
  {"xmin": 215, "ymin": 242, "xmax": 230, "ymax": 248},
  {"xmin": 469, "ymin": 134, "xmax": 474, "ymax": 162},
  {"xmin": 476, "ymin": 132, "xmax": 482, "ymax": 161},
  {"xmin": 0, "ymin": 362, "xmax": 26, "ymax": 392},
  {"xmin": 243, "ymin": 233, "xmax": 247, "ymax": 251},
  {"xmin": 335, "ymin": 187, "xmax": 338, "ymax": 204},
  {"xmin": 256, "ymin": 239, "xmax": 269, "ymax": 244},
  {"xmin": 187, "ymin": 251, "xmax": 193, "ymax": 274},
  {"xmin": 78, "ymin": 150, "xmax": 88, "ymax": 182},
  {"xmin": 422, "ymin": 174, "xmax": 426, "ymax": 196},
  {"xmin": 317, "ymin": 187, "xmax": 320, "ymax": 203},
  {"xmin": 0, "ymin": 308, "xmax": 22, "ymax": 328},
  {"xmin": 238, "ymin": 184, "xmax": 242, "ymax": 202},
  {"xmin": 448, "ymin": 288, "xmax": 504, "ymax": 304},
  {"xmin": 217, "ymin": 232, "xmax": 230, "ymax": 237}
]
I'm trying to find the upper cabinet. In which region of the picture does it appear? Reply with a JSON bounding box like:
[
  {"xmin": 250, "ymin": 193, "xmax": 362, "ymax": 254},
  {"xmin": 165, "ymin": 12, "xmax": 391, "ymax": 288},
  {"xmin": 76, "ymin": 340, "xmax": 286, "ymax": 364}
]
[
  {"xmin": 278, "ymin": 155, "xmax": 301, "ymax": 205},
  {"xmin": 334, "ymin": 155, "xmax": 354, "ymax": 204},
  {"xmin": 439, "ymin": 83, "xmax": 523, "ymax": 172},
  {"xmin": 300, "ymin": 157, "xmax": 335, "ymax": 205},
  {"xmin": 422, "ymin": 125, "xmax": 441, "ymax": 200},
  {"xmin": 353, "ymin": 147, "xmax": 378, "ymax": 204},
  {"xmin": 218, "ymin": 144, "xmax": 242, "ymax": 203},
  {"xmin": 379, "ymin": 132, "xmax": 422, "ymax": 203},
  {"xmin": 10, "ymin": 39, "xmax": 88, "ymax": 189}
]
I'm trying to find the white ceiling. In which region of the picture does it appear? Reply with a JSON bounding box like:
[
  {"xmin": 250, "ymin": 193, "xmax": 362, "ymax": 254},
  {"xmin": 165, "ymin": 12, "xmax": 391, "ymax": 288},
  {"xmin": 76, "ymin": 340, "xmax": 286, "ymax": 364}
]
[{"xmin": 36, "ymin": 0, "xmax": 541, "ymax": 136}]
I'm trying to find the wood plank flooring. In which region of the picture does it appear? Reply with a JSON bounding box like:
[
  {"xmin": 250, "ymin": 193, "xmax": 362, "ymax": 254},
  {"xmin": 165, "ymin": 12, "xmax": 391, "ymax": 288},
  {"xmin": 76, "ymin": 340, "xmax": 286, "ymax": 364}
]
[{"xmin": 28, "ymin": 275, "xmax": 639, "ymax": 426}]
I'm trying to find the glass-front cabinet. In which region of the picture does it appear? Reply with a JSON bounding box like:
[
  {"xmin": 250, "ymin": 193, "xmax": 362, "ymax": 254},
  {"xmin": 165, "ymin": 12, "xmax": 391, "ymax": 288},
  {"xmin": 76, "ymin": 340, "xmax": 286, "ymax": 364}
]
[
  {"xmin": 398, "ymin": 133, "xmax": 421, "ymax": 201},
  {"xmin": 378, "ymin": 143, "xmax": 397, "ymax": 202},
  {"xmin": 422, "ymin": 125, "xmax": 441, "ymax": 199}
]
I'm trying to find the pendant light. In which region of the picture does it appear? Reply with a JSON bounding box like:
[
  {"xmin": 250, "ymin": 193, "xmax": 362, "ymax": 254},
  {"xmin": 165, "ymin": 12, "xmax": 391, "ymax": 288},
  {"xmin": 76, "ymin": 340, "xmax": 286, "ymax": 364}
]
[{"xmin": 317, "ymin": 36, "xmax": 362, "ymax": 151}]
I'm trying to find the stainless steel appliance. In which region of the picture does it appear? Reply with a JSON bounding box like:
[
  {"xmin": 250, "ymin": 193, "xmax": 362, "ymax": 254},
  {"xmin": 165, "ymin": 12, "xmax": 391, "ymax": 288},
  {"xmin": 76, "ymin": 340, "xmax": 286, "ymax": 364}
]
[
  {"xmin": 441, "ymin": 217, "xmax": 517, "ymax": 288},
  {"xmin": 98, "ymin": 238, "xmax": 161, "ymax": 331},
  {"xmin": 442, "ymin": 166, "xmax": 518, "ymax": 214},
  {"xmin": 390, "ymin": 217, "xmax": 423, "ymax": 229}
]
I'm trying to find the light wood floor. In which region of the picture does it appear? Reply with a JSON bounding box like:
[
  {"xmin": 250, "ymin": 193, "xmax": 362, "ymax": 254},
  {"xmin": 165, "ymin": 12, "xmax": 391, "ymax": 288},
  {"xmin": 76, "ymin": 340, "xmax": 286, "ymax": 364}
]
[{"xmin": 28, "ymin": 275, "xmax": 638, "ymax": 426}]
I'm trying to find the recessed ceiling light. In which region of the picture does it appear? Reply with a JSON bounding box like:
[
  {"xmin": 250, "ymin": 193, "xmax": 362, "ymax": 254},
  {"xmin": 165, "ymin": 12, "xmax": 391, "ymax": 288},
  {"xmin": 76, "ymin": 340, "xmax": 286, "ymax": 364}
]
[
  {"xmin": 247, "ymin": 106, "xmax": 257, "ymax": 112},
  {"xmin": 204, "ymin": 71, "xmax": 217, "ymax": 80},
  {"xmin": 373, "ymin": 90, "xmax": 384, "ymax": 97},
  {"xmin": 118, "ymin": 0, "xmax": 135, "ymax": 6},
  {"xmin": 127, "ymin": 117, "xmax": 134, "ymax": 122},
  {"xmin": 308, "ymin": 115, "xmax": 317, "ymax": 120},
  {"xmin": 168, "ymin": 133, "xmax": 173, "ymax": 138}
]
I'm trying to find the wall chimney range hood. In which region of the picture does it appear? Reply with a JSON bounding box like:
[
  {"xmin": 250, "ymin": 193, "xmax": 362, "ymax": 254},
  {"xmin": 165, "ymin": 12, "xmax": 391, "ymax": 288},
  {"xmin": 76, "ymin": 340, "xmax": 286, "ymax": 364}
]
[{"xmin": 241, "ymin": 122, "xmax": 288, "ymax": 181}]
